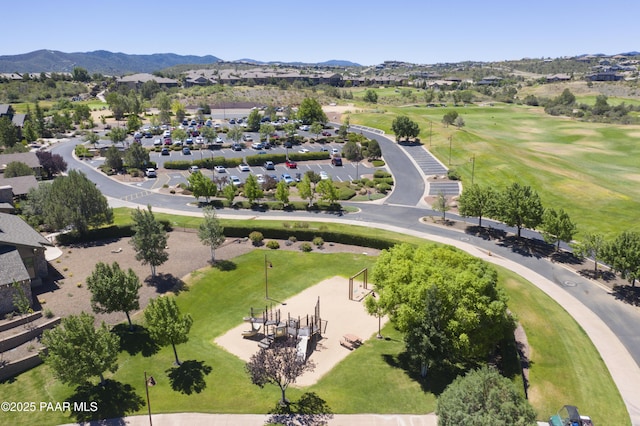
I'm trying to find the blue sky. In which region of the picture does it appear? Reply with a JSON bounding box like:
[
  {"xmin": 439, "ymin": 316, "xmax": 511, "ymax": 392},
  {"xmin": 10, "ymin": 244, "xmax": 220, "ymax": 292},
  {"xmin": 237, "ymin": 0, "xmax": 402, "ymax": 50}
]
[{"xmin": 7, "ymin": 1, "xmax": 640, "ymax": 65}]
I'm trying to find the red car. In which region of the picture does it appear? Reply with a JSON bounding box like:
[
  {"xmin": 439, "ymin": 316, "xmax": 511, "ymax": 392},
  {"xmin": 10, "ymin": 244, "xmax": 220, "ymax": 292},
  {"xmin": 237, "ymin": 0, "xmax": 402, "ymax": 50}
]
[
  {"xmin": 285, "ymin": 160, "xmax": 298, "ymax": 169},
  {"xmin": 321, "ymin": 131, "xmax": 332, "ymax": 137}
]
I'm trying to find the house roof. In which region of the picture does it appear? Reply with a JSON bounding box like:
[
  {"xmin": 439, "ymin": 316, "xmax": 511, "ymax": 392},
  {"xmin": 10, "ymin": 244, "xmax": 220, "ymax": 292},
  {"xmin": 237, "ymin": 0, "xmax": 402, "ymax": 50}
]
[
  {"xmin": 0, "ymin": 105, "xmax": 10, "ymax": 115},
  {"xmin": 0, "ymin": 246, "xmax": 30, "ymax": 286},
  {"xmin": 0, "ymin": 152, "xmax": 40, "ymax": 169},
  {"xmin": 0, "ymin": 175, "xmax": 38, "ymax": 196},
  {"xmin": 12, "ymin": 113, "xmax": 26, "ymax": 127},
  {"xmin": 0, "ymin": 212, "xmax": 51, "ymax": 249}
]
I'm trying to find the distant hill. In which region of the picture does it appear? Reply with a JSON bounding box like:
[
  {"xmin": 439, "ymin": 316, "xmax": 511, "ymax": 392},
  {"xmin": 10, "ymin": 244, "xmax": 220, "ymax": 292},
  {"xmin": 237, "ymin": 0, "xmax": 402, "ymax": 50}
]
[
  {"xmin": 0, "ymin": 50, "xmax": 222, "ymax": 75},
  {"xmin": 234, "ymin": 58, "xmax": 361, "ymax": 67}
]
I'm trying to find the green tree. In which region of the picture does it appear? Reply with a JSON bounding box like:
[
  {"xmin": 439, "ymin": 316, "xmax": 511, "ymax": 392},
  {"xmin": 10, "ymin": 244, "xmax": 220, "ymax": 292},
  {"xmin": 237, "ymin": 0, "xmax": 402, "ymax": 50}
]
[
  {"xmin": 275, "ymin": 179, "xmax": 290, "ymax": 206},
  {"xmin": 458, "ymin": 184, "xmax": 496, "ymax": 227},
  {"xmin": 11, "ymin": 280, "xmax": 31, "ymax": 316},
  {"xmin": 298, "ymin": 173, "xmax": 314, "ymax": 206},
  {"xmin": 86, "ymin": 262, "xmax": 141, "ymax": 330},
  {"xmin": 83, "ymin": 131, "xmax": 100, "ymax": 147},
  {"xmin": 541, "ymin": 208, "xmax": 577, "ymax": 251},
  {"xmin": 363, "ymin": 89, "xmax": 378, "ymax": 103},
  {"xmin": 171, "ymin": 127, "xmax": 187, "ymax": 143},
  {"xmin": 223, "ymin": 182, "xmax": 236, "ymax": 204},
  {"xmin": 433, "ymin": 191, "xmax": 450, "ymax": 220},
  {"xmin": 436, "ymin": 366, "xmax": 537, "ymax": 426},
  {"xmin": 442, "ymin": 111, "xmax": 459, "ymax": 126},
  {"xmin": 4, "ymin": 161, "xmax": 34, "ymax": 178},
  {"xmin": 130, "ymin": 206, "xmax": 168, "ymax": 277},
  {"xmin": 144, "ymin": 296, "xmax": 193, "ymax": 365},
  {"xmin": 42, "ymin": 170, "xmax": 113, "ymax": 234},
  {"xmin": 124, "ymin": 142, "xmax": 150, "ymax": 169},
  {"xmin": 105, "ymin": 92, "xmax": 129, "ymax": 121},
  {"xmin": 372, "ymin": 243, "xmax": 513, "ymax": 368},
  {"xmin": 246, "ymin": 109, "xmax": 262, "ymax": 132},
  {"xmin": 0, "ymin": 116, "xmax": 18, "ymax": 148},
  {"xmin": 72, "ymin": 66, "xmax": 91, "ymax": 82},
  {"xmin": 126, "ymin": 114, "xmax": 142, "ymax": 134},
  {"xmin": 109, "ymin": 126, "xmax": 128, "ymax": 145},
  {"xmin": 188, "ymin": 170, "xmax": 217, "ymax": 203},
  {"xmin": 572, "ymin": 232, "xmax": 605, "ymax": 276},
  {"xmin": 317, "ymin": 179, "xmax": 339, "ymax": 205},
  {"xmin": 172, "ymin": 101, "xmax": 186, "ymax": 124},
  {"xmin": 227, "ymin": 125, "xmax": 244, "ymax": 144},
  {"xmin": 497, "ymin": 183, "xmax": 544, "ymax": 238},
  {"xmin": 297, "ymin": 97, "xmax": 327, "ymax": 125},
  {"xmin": 155, "ymin": 92, "xmax": 172, "ymax": 124},
  {"xmin": 310, "ymin": 122, "xmax": 323, "ymax": 140},
  {"xmin": 104, "ymin": 145, "xmax": 124, "ymax": 171},
  {"xmin": 41, "ymin": 313, "xmax": 120, "ymax": 385},
  {"xmin": 342, "ymin": 141, "xmax": 363, "ymax": 162},
  {"xmin": 243, "ymin": 173, "xmax": 264, "ymax": 204},
  {"xmin": 259, "ymin": 123, "xmax": 275, "ymax": 144},
  {"xmin": 601, "ymin": 231, "xmax": 640, "ymax": 287},
  {"xmin": 391, "ymin": 115, "xmax": 420, "ymax": 141},
  {"xmin": 366, "ymin": 139, "xmax": 381, "ymax": 160},
  {"xmin": 140, "ymin": 80, "xmax": 161, "ymax": 100},
  {"xmin": 198, "ymin": 207, "xmax": 225, "ymax": 263},
  {"xmin": 73, "ymin": 104, "xmax": 91, "ymax": 124}
]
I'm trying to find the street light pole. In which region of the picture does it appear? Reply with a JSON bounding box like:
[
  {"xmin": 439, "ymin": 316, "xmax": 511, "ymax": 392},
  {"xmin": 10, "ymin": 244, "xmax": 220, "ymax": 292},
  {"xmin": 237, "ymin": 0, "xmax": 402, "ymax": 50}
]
[
  {"xmin": 471, "ymin": 155, "xmax": 475, "ymax": 185},
  {"xmin": 448, "ymin": 136, "xmax": 452, "ymax": 165},
  {"xmin": 264, "ymin": 254, "xmax": 272, "ymax": 300},
  {"xmin": 144, "ymin": 371, "xmax": 155, "ymax": 426}
]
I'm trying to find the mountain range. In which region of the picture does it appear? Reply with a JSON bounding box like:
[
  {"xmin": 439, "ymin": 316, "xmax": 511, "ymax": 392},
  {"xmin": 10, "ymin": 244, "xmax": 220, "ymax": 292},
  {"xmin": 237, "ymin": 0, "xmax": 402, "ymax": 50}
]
[{"xmin": 0, "ymin": 50, "xmax": 361, "ymax": 75}]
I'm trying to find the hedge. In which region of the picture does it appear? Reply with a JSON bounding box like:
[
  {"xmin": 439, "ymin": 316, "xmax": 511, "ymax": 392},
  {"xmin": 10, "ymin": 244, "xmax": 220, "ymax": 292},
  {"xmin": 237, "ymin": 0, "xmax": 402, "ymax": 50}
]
[{"xmin": 56, "ymin": 220, "xmax": 173, "ymax": 245}]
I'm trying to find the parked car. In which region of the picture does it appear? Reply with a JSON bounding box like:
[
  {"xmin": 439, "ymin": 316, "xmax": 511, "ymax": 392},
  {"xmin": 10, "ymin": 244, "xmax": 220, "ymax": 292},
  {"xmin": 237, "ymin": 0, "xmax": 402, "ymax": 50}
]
[
  {"xmin": 285, "ymin": 160, "xmax": 297, "ymax": 169},
  {"xmin": 321, "ymin": 131, "xmax": 332, "ymax": 137},
  {"xmin": 299, "ymin": 125, "xmax": 310, "ymax": 131},
  {"xmin": 215, "ymin": 136, "xmax": 224, "ymax": 144},
  {"xmin": 331, "ymin": 148, "xmax": 340, "ymax": 156},
  {"xmin": 255, "ymin": 174, "xmax": 265, "ymax": 184},
  {"xmin": 331, "ymin": 156, "xmax": 343, "ymax": 166},
  {"xmin": 281, "ymin": 173, "xmax": 294, "ymax": 184},
  {"xmin": 319, "ymin": 171, "xmax": 329, "ymax": 180},
  {"xmin": 252, "ymin": 142, "xmax": 265, "ymax": 150},
  {"xmin": 185, "ymin": 138, "xmax": 194, "ymax": 145},
  {"xmin": 318, "ymin": 146, "xmax": 328, "ymax": 152},
  {"xmin": 232, "ymin": 143, "xmax": 242, "ymax": 151},
  {"xmin": 264, "ymin": 161, "xmax": 275, "ymax": 170},
  {"xmin": 182, "ymin": 147, "xmax": 191, "ymax": 155},
  {"xmin": 284, "ymin": 141, "xmax": 293, "ymax": 149},
  {"xmin": 230, "ymin": 176, "xmax": 241, "ymax": 186},
  {"xmin": 298, "ymin": 148, "xmax": 310, "ymax": 153},
  {"xmin": 161, "ymin": 147, "xmax": 170, "ymax": 156},
  {"xmin": 243, "ymin": 134, "xmax": 253, "ymax": 142},
  {"xmin": 214, "ymin": 165, "xmax": 226, "ymax": 173},
  {"xmin": 189, "ymin": 165, "xmax": 200, "ymax": 173},
  {"xmin": 145, "ymin": 168, "xmax": 157, "ymax": 178},
  {"xmin": 153, "ymin": 138, "xmax": 162, "ymax": 146},
  {"xmin": 239, "ymin": 163, "xmax": 251, "ymax": 172}
]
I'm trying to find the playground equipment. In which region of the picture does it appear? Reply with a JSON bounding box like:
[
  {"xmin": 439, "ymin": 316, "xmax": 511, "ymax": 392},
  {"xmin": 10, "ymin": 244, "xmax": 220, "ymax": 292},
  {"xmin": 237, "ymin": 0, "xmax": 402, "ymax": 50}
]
[
  {"xmin": 348, "ymin": 268, "xmax": 371, "ymax": 301},
  {"xmin": 243, "ymin": 298, "xmax": 326, "ymax": 361},
  {"xmin": 549, "ymin": 405, "xmax": 593, "ymax": 426}
]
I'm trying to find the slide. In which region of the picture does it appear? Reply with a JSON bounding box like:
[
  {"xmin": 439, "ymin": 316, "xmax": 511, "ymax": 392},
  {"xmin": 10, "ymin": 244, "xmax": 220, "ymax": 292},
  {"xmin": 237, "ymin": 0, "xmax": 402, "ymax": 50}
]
[{"xmin": 297, "ymin": 336, "xmax": 309, "ymax": 361}]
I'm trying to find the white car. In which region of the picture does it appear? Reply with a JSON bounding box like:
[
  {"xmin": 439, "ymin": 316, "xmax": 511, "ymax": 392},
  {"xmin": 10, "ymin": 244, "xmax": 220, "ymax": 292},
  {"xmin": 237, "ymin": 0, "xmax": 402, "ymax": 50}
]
[
  {"xmin": 255, "ymin": 174, "xmax": 265, "ymax": 184},
  {"xmin": 230, "ymin": 176, "xmax": 241, "ymax": 186},
  {"xmin": 145, "ymin": 168, "xmax": 157, "ymax": 178},
  {"xmin": 298, "ymin": 148, "xmax": 310, "ymax": 153},
  {"xmin": 214, "ymin": 165, "xmax": 226, "ymax": 173},
  {"xmin": 281, "ymin": 173, "xmax": 294, "ymax": 184},
  {"xmin": 195, "ymin": 137, "xmax": 204, "ymax": 144},
  {"xmin": 189, "ymin": 165, "xmax": 200, "ymax": 173},
  {"xmin": 215, "ymin": 136, "xmax": 223, "ymax": 144},
  {"xmin": 319, "ymin": 171, "xmax": 330, "ymax": 180},
  {"xmin": 238, "ymin": 163, "xmax": 251, "ymax": 172},
  {"xmin": 153, "ymin": 138, "xmax": 162, "ymax": 146},
  {"xmin": 331, "ymin": 148, "xmax": 340, "ymax": 156}
]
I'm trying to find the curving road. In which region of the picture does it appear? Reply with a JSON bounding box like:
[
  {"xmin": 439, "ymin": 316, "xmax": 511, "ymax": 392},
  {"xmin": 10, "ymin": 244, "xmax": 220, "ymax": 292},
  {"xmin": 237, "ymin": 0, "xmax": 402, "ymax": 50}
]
[{"xmin": 52, "ymin": 130, "xmax": 640, "ymax": 425}]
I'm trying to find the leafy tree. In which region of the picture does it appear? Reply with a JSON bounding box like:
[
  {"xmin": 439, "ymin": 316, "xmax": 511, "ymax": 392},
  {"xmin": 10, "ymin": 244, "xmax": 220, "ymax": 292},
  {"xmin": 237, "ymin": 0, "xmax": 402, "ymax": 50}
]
[
  {"xmin": 243, "ymin": 174, "xmax": 263, "ymax": 204},
  {"xmin": 433, "ymin": 191, "xmax": 450, "ymax": 220},
  {"xmin": 198, "ymin": 207, "xmax": 225, "ymax": 263},
  {"xmin": 391, "ymin": 115, "xmax": 420, "ymax": 141},
  {"xmin": 188, "ymin": 170, "xmax": 217, "ymax": 202},
  {"xmin": 140, "ymin": 80, "xmax": 161, "ymax": 100},
  {"xmin": 124, "ymin": 142, "xmax": 150, "ymax": 169},
  {"xmin": 0, "ymin": 116, "xmax": 18, "ymax": 148},
  {"xmin": 342, "ymin": 141, "xmax": 363, "ymax": 162},
  {"xmin": 126, "ymin": 114, "xmax": 142, "ymax": 134},
  {"xmin": 246, "ymin": 109, "xmax": 261, "ymax": 132},
  {"xmin": 108, "ymin": 126, "xmax": 127, "ymax": 145},
  {"xmin": 601, "ymin": 231, "xmax": 640, "ymax": 287},
  {"xmin": 72, "ymin": 66, "xmax": 91, "ymax": 82},
  {"xmin": 130, "ymin": 205, "xmax": 168, "ymax": 277},
  {"xmin": 297, "ymin": 97, "xmax": 327, "ymax": 125},
  {"xmin": 366, "ymin": 139, "xmax": 381, "ymax": 160},
  {"xmin": 275, "ymin": 179, "xmax": 290, "ymax": 206},
  {"xmin": 259, "ymin": 123, "xmax": 275, "ymax": 144},
  {"xmin": 363, "ymin": 89, "xmax": 378, "ymax": 103},
  {"xmin": 41, "ymin": 313, "xmax": 120, "ymax": 385},
  {"xmin": 572, "ymin": 232, "xmax": 605, "ymax": 276},
  {"xmin": 172, "ymin": 101, "xmax": 186, "ymax": 124},
  {"xmin": 364, "ymin": 294, "xmax": 385, "ymax": 339},
  {"xmin": 4, "ymin": 161, "xmax": 34, "ymax": 178},
  {"xmin": 298, "ymin": 173, "xmax": 314, "ymax": 206},
  {"xmin": 371, "ymin": 243, "xmax": 513, "ymax": 369},
  {"xmin": 226, "ymin": 125, "xmax": 244, "ymax": 144},
  {"xmin": 155, "ymin": 92, "xmax": 172, "ymax": 124},
  {"xmin": 497, "ymin": 183, "xmax": 544, "ymax": 238},
  {"xmin": 40, "ymin": 170, "xmax": 113, "ymax": 234},
  {"xmin": 317, "ymin": 179, "xmax": 338, "ymax": 204},
  {"xmin": 246, "ymin": 338, "xmax": 316, "ymax": 406},
  {"xmin": 454, "ymin": 116, "xmax": 465, "ymax": 129},
  {"xmin": 541, "ymin": 208, "xmax": 577, "ymax": 251},
  {"xmin": 86, "ymin": 262, "xmax": 141, "ymax": 330},
  {"xmin": 104, "ymin": 145, "xmax": 124, "ymax": 171},
  {"xmin": 105, "ymin": 92, "xmax": 129, "ymax": 121},
  {"xmin": 11, "ymin": 280, "xmax": 31, "ymax": 316},
  {"xmin": 442, "ymin": 111, "xmax": 459, "ymax": 126},
  {"xmin": 436, "ymin": 365, "xmax": 537, "ymax": 426},
  {"xmin": 144, "ymin": 296, "xmax": 193, "ymax": 365},
  {"xmin": 458, "ymin": 184, "xmax": 496, "ymax": 227},
  {"xmin": 73, "ymin": 104, "xmax": 92, "ymax": 124},
  {"xmin": 199, "ymin": 124, "xmax": 216, "ymax": 143},
  {"xmin": 83, "ymin": 130, "xmax": 100, "ymax": 147},
  {"xmin": 310, "ymin": 122, "xmax": 323, "ymax": 140},
  {"xmin": 222, "ymin": 182, "xmax": 236, "ymax": 204}
]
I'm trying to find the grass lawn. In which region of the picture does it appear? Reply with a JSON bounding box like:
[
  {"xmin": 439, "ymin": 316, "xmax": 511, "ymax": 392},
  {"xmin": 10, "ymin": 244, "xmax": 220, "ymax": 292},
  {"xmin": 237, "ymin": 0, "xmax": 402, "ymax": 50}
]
[
  {"xmin": 351, "ymin": 102, "xmax": 640, "ymax": 237},
  {"xmin": 0, "ymin": 247, "xmax": 627, "ymax": 425}
]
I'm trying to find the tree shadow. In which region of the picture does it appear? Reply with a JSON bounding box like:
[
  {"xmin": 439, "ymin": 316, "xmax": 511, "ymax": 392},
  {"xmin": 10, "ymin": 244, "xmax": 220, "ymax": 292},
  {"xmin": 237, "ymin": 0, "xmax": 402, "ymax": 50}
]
[
  {"xmin": 579, "ymin": 269, "xmax": 617, "ymax": 282},
  {"xmin": 612, "ymin": 284, "xmax": 640, "ymax": 306},
  {"xmin": 212, "ymin": 259, "xmax": 237, "ymax": 271},
  {"xmin": 266, "ymin": 392, "xmax": 334, "ymax": 426},
  {"xmin": 165, "ymin": 360, "xmax": 212, "ymax": 395},
  {"xmin": 381, "ymin": 351, "xmax": 462, "ymax": 395},
  {"xmin": 497, "ymin": 235, "xmax": 552, "ymax": 259},
  {"xmin": 465, "ymin": 225, "xmax": 506, "ymax": 241},
  {"xmin": 549, "ymin": 250, "xmax": 582, "ymax": 265},
  {"xmin": 144, "ymin": 273, "xmax": 187, "ymax": 294},
  {"xmin": 67, "ymin": 379, "xmax": 145, "ymax": 423},
  {"xmin": 112, "ymin": 324, "xmax": 159, "ymax": 357}
]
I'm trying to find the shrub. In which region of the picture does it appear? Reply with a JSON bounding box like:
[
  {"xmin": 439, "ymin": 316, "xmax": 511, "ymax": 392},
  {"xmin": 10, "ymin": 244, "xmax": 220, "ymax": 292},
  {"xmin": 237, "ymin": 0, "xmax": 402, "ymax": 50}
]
[
  {"xmin": 372, "ymin": 160, "xmax": 385, "ymax": 167},
  {"xmin": 377, "ymin": 182, "xmax": 392, "ymax": 193},
  {"xmin": 288, "ymin": 236, "xmax": 297, "ymax": 243},
  {"xmin": 373, "ymin": 170, "xmax": 392, "ymax": 178},
  {"xmin": 282, "ymin": 222, "xmax": 291, "ymax": 229},
  {"xmin": 294, "ymin": 222, "xmax": 309, "ymax": 229},
  {"xmin": 447, "ymin": 169, "xmax": 461, "ymax": 180},
  {"xmin": 300, "ymin": 242, "xmax": 313, "ymax": 252},
  {"xmin": 44, "ymin": 308, "xmax": 54, "ymax": 319},
  {"xmin": 313, "ymin": 237, "xmax": 324, "ymax": 247},
  {"xmin": 249, "ymin": 231, "xmax": 264, "ymax": 246},
  {"xmin": 266, "ymin": 240, "xmax": 280, "ymax": 250},
  {"xmin": 338, "ymin": 186, "xmax": 357, "ymax": 200}
]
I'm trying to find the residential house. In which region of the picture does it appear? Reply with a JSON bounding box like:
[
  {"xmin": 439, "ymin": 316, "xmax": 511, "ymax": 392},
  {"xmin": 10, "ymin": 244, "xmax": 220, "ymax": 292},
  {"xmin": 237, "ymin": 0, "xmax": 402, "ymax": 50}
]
[
  {"xmin": 0, "ymin": 152, "xmax": 42, "ymax": 178},
  {"xmin": 0, "ymin": 213, "xmax": 52, "ymax": 314},
  {"xmin": 0, "ymin": 104, "xmax": 26, "ymax": 139},
  {"xmin": 116, "ymin": 73, "xmax": 179, "ymax": 89}
]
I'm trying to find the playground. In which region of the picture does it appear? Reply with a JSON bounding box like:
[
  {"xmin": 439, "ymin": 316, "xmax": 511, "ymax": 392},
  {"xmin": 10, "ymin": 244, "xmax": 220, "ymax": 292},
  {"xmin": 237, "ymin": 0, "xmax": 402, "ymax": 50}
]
[{"xmin": 215, "ymin": 275, "xmax": 386, "ymax": 387}]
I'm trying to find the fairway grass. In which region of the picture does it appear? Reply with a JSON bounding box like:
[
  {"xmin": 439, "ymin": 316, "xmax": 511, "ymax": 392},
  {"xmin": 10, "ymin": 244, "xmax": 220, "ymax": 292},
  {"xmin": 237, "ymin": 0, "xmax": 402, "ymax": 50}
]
[
  {"xmin": 352, "ymin": 102, "xmax": 640, "ymax": 237},
  {"xmin": 0, "ymin": 248, "xmax": 627, "ymax": 425}
]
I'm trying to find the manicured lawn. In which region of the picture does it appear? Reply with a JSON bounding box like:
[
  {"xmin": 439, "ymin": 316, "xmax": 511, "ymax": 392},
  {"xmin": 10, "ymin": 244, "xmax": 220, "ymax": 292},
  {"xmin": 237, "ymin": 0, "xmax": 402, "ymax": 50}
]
[
  {"xmin": 352, "ymin": 102, "xmax": 640, "ymax": 237},
  {"xmin": 0, "ymin": 248, "xmax": 627, "ymax": 425}
]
